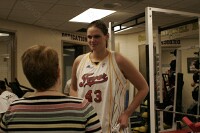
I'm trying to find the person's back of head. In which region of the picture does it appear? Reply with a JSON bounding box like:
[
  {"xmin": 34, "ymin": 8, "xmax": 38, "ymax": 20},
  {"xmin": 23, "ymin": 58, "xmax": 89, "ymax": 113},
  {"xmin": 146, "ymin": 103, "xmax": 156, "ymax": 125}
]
[
  {"xmin": 21, "ymin": 45, "xmax": 59, "ymax": 91},
  {"xmin": 0, "ymin": 80, "xmax": 6, "ymax": 95}
]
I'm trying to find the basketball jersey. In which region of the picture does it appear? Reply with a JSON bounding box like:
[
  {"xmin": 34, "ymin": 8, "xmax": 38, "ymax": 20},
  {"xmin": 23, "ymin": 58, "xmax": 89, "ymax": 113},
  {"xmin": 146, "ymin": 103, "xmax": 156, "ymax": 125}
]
[
  {"xmin": 0, "ymin": 91, "xmax": 19, "ymax": 113},
  {"xmin": 77, "ymin": 51, "xmax": 129, "ymax": 133}
]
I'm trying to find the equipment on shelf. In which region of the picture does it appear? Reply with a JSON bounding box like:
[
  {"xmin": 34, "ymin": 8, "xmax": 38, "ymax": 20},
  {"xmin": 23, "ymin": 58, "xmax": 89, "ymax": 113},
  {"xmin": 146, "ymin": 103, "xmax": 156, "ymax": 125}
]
[
  {"xmin": 187, "ymin": 57, "xmax": 199, "ymax": 122},
  {"xmin": 5, "ymin": 78, "xmax": 34, "ymax": 98},
  {"xmin": 182, "ymin": 116, "xmax": 200, "ymax": 132},
  {"xmin": 191, "ymin": 59, "xmax": 199, "ymax": 102}
]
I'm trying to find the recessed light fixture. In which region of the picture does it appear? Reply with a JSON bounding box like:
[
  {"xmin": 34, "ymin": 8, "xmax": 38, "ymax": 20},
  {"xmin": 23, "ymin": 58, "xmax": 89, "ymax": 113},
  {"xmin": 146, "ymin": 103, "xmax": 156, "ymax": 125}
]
[
  {"xmin": 69, "ymin": 8, "xmax": 116, "ymax": 23},
  {"xmin": 104, "ymin": 3, "xmax": 122, "ymax": 8}
]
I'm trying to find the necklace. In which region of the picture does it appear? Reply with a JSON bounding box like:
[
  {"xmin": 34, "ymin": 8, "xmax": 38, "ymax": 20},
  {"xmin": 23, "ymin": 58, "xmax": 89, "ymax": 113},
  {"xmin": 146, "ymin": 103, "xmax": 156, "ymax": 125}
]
[
  {"xmin": 93, "ymin": 62, "xmax": 99, "ymax": 65},
  {"xmin": 90, "ymin": 50, "xmax": 109, "ymax": 64},
  {"xmin": 90, "ymin": 60, "xmax": 99, "ymax": 65}
]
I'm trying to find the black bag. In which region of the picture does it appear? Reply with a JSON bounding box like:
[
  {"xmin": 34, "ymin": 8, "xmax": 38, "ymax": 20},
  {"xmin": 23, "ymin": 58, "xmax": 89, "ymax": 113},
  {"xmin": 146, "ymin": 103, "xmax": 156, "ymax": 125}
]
[{"xmin": 192, "ymin": 86, "xmax": 199, "ymax": 101}]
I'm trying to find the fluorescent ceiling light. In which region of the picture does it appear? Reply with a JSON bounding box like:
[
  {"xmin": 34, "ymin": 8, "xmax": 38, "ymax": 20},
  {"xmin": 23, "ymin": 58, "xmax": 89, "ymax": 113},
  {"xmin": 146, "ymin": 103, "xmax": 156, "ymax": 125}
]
[
  {"xmin": 69, "ymin": 8, "xmax": 116, "ymax": 23},
  {"xmin": 0, "ymin": 33, "xmax": 9, "ymax": 36}
]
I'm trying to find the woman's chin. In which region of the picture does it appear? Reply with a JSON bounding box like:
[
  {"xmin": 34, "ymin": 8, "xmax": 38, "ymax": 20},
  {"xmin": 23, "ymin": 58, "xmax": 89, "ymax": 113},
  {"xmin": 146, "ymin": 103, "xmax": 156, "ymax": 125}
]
[{"xmin": 90, "ymin": 46, "xmax": 96, "ymax": 50}]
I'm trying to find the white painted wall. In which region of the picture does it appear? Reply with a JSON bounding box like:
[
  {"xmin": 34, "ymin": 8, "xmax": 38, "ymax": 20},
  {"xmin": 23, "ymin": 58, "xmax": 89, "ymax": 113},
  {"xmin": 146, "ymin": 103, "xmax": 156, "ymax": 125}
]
[
  {"xmin": 0, "ymin": 19, "xmax": 86, "ymax": 90},
  {"xmin": 0, "ymin": 19, "xmax": 61, "ymax": 89}
]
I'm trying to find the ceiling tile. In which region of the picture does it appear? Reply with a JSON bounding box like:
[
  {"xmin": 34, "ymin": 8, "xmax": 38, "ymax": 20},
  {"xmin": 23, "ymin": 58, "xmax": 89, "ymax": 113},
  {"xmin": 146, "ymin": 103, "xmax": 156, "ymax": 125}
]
[
  {"xmin": 0, "ymin": 0, "xmax": 199, "ymax": 34},
  {"xmin": 47, "ymin": 5, "xmax": 86, "ymax": 16},
  {"xmin": 0, "ymin": 0, "xmax": 16, "ymax": 9},
  {"xmin": 40, "ymin": 13, "xmax": 70, "ymax": 21},
  {"xmin": 8, "ymin": 16, "xmax": 37, "ymax": 24},
  {"xmin": 142, "ymin": 0, "xmax": 183, "ymax": 6},
  {"xmin": 8, "ymin": 10, "xmax": 40, "ymax": 22},
  {"xmin": 0, "ymin": 9, "xmax": 11, "ymax": 19},
  {"xmin": 57, "ymin": 22, "xmax": 87, "ymax": 33},
  {"xmin": 26, "ymin": 0, "xmax": 58, "ymax": 4},
  {"xmin": 168, "ymin": 0, "xmax": 200, "ymax": 13},
  {"xmin": 102, "ymin": 11, "xmax": 135, "ymax": 24},
  {"xmin": 57, "ymin": 0, "xmax": 101, "ymax": 7},
  {"xmin": 13, "ymin": 0, "xmax": 54, "ymax": 13},
  {"xmin": 92, "ymin": 0, "xmax": 142, "ymax": 11},
  {"xmin": 35, "ymin": 19, "xmax": 64, "ymax": 28}
]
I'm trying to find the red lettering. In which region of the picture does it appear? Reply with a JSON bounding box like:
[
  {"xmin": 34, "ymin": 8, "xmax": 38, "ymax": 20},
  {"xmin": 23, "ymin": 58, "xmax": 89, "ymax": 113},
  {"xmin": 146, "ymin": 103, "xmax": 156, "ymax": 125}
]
[{"xmin": 79, "ymin": 73, "xmax": 108, "ymax": 87}]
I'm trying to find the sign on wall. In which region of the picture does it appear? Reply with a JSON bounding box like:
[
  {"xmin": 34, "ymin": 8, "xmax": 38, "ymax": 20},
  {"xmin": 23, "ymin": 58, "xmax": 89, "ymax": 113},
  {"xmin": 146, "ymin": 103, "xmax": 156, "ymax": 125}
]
[{"xmin": 62, "ymin": 33, "xmax": 87, "ymax": 43}]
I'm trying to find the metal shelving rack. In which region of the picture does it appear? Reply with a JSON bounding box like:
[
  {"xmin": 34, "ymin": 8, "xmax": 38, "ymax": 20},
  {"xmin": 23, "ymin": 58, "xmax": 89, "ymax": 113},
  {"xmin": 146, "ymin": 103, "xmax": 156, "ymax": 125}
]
[
  {"xmin": 145, "ymin": 7, "xmax": 200, "ymax": 133},
  {"xmin": 109, "ymin": 6, "xmax": 200, "ymax": 133}
]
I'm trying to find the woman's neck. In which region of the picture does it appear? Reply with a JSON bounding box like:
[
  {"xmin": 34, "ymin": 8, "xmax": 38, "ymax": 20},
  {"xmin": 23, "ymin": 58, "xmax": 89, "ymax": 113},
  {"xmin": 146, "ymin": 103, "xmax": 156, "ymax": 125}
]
[
  {"xmin": 31, "ymin": 81, "xmax": 64, "ymax": 96},
  {"xmin": 32, "ymin": 88, "xmax": 64, "ymax": 97},
  {"xmin": 90, "ymin": 49, "xmax": 108, "ymax": 61}
]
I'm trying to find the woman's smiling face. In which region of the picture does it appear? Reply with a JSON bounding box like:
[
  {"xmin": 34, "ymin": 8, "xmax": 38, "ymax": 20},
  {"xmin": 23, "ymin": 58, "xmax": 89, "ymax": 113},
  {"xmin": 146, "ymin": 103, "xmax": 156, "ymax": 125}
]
[{"xmin": 87, "ymin": 26, "xmax": 108, "ymax": 51}]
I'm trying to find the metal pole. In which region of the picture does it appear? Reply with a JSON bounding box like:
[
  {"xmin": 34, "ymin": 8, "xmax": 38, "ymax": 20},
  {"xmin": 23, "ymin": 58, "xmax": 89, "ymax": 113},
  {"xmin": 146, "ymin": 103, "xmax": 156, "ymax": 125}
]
[
  {"xmin": 197, "ymin": 17, "xmax": 200, "ymax": 119},
  {"xmin": 156, "ymin": 27, "xmax": 164, "ymax": 131},
  {"xmin": 145, "ymin": 7, "xmax": 156, "ymax": 133},
  {"xmin": 108, "ymin": 22, "xmax": 115, "ymax": 51}
]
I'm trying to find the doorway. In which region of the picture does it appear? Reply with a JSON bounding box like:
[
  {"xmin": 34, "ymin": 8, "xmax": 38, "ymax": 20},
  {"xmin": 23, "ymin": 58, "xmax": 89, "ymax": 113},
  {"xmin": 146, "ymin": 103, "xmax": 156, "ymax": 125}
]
[
  {"xmin": 62, "ymin": 42, "xmax": 89, "ymax": 93},
  {"xmin": 0, "ymin": 31, "xmax": 16, "ymax": 82}
]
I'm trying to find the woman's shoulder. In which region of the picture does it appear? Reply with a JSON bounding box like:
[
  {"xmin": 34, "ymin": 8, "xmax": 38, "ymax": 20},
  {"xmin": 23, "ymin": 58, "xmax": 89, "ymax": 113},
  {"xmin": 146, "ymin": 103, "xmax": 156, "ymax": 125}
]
[
  {"xmin": 111, "ymin": 51, "xmax": 125, "ymax": 64},
  {"xmin": 66, "ymin": 96, "xmax": 93, "ymax": 108},
  {"xmin": 75, "ymin": 53, "xmax": 89, "ymax": 63},
  {"xmin": 73, "ymin": 54, "xmax": 88, "ymax": 68}
]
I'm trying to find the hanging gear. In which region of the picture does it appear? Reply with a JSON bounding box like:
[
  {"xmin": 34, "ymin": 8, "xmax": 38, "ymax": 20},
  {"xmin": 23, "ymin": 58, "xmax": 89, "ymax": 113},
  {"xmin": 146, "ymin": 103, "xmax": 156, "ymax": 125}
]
[{"xmin": 192, "ymin": 86, "xmax": 199, "ymax": 101}]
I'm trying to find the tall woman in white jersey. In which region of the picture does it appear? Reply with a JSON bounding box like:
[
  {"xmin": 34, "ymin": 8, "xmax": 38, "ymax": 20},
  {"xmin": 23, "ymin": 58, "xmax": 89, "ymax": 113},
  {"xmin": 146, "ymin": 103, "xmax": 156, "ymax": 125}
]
[{"xmin": 70, "ymin": 20, "xmax": 149, "ymax": 133}]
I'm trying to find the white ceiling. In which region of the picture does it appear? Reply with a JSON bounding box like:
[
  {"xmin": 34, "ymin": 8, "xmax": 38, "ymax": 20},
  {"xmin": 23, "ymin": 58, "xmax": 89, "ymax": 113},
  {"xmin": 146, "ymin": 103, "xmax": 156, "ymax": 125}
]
[{"xmin": 0, "ymin": 0, "xmax": 200, "ymax": 35}]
